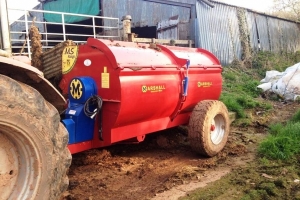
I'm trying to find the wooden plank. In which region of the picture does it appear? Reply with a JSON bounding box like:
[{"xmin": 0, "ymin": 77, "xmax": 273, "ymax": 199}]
[{"xmin": 134, "ymin": 38, "xmax": 194, "ymax": 45}]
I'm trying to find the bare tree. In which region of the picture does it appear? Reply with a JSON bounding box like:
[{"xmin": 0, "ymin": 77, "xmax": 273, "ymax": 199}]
[{"xmin": 272, "ymin": 0, "xmax": 300, "ymax": 21}]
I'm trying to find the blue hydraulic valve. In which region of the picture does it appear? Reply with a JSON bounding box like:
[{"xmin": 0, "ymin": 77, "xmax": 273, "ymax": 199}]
[{"xmin": 183, "ymin": 59, "xmax": 190, "ymax": 96}]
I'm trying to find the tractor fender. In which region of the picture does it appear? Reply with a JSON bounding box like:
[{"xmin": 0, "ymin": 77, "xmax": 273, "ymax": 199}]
[{"xmin": 0, "ymin": 56, "xmax": 66, "ymax": 109}]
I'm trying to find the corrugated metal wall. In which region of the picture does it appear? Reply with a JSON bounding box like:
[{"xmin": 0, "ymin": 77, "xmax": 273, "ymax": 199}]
[
  {"xmin": 281, "ymin": 21, "xmax": 300, "ymax": 52},
  {"xmin": 245, "ymin": 12, "xmax": 259, "ymax": 51},
  {"xmin": 157, "ymin": 16, "xmax": 179, "ymax": 40},
  {"xmin": 101, "ymin": 0, "xmax": 191, "ymax": 28},
  {"xmin": 255, "ymin": 14, "xmax": 271, "ymax": 51},
  {"xmin": 195, "ymin": 1, "xmax": 300, "ymax": 65},
  {"xmin": 268, "ymin": 17, "xmax": 281, "ymax": 52},
  {"xmin": 194, "ymin": 1, "xmax": 241, "ymax": 65},
  {"xmin": 178, "ymin": 22, "xmax": 190, "ymax": 40}
]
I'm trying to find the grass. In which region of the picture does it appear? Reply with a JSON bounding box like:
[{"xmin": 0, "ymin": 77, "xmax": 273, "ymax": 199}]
[
  {"xmin": 252, "ymin": 51, "xmax": 300, "ymax": 73},
  {"xmin": 291, "ymin": 109, "xmax": 300, "ymax": 122},
  {"xmin": 180, "ymin": 157, "xmax": 300, "ymax": 200},
  {"xmin": 220, "ymin": 67, "xmax": 270, "ymax": 120},
  {"xmin": 180, "ymin": 154, "xmax": 300, "ymax": 200},
  {"xmin": 258, "ymin": 110, "xmax": 300, "ymax": 160},
  {"xmin": 221, "ymin": 50, "xmax": 300, "ymax": 122}
]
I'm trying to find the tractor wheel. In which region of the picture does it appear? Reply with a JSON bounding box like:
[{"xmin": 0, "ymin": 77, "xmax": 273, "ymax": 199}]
[
  {"xmin": 0, "ymin": 74, "xmax": 71, "ymax": 200},
  {"xmin": 188, "ymin": 100, "xmax": 230, "ymax": 157}
]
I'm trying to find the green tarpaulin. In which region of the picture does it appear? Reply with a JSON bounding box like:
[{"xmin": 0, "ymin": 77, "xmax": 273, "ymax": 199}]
[{"xmin": 43, "ymin": 0, "xmax": 100, "ymax": 23}]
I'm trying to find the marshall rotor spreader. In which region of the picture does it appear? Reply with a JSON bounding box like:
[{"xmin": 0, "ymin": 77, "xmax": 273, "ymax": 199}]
[{"xmin": 59, "ymin": 38, "xmax": 230, "ymax": 157}]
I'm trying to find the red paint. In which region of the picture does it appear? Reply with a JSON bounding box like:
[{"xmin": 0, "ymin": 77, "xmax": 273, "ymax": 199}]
[
  {"xmin": 68, "ymin": 141, "xmax": 92, "ymax": 154},
  {"xmin": 211, "ymin": 125, "xmax": 216, "ymax": 131},
  {"xmin": 63, "ymin": 38, "xmax": 223, "ymax": 154}
]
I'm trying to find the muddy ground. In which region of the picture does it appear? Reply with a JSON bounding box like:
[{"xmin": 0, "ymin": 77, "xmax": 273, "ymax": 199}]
[{"xmin": 62, "ymin": 101, "xmax": 300, "ymax": 200}]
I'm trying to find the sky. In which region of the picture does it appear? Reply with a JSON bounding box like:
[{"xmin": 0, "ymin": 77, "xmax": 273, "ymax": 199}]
[
  {"xmin": 220, "ymin": 0, "xmax": 274, "ymax": 12},
  {"xmin": 6, "ymin": 0, "xmax": 275, "ymax": 21},
  {"xmin": 6, "ymin": 0, "xmax": 39, "ymax": 22}
]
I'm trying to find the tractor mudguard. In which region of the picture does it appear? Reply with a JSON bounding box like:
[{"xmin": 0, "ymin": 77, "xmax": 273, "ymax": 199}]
[{"xmin": 0, "ymin": 56, "xmax": 65, "ymax": 109}]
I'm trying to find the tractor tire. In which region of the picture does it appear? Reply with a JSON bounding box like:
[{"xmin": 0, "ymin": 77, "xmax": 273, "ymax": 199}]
[
  {"xmin": 188, "ymin": 100, "xmax": 230, "ymax": 157},
  {"xmin": 0, "ymin": 74, "xmax": 71, "ymax": 200}
]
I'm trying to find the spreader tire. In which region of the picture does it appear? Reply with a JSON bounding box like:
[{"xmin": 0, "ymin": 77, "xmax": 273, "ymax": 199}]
[
  {"xmin": 188, "ymin": 100, "xmax": 230, "ymax": 157},
  {"xmin": 0, "ymin": 74, "xmax": 71, "ymax": 200}
]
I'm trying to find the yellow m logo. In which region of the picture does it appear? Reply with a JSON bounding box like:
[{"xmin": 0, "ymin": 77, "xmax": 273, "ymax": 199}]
[{"xmin": 70, "ymin": 79, "xmax": 83, "ymax": 99}]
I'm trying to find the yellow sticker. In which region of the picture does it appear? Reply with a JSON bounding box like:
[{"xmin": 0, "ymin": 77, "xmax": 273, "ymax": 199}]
[
  {"xmin": 101, "ymin": 67, "xmax": 110, "ymax": 88},
  {"xmin": 62, "ymin": 46, "xmax": 78, "ymax": 74},
  {"xmin": 198, "ymin": 82, "xmax": 212, "ymax": 88},
  {"xmin": 142, "ymin": 85, "xmax": 166, "ymax": 93},
  {"xmin": 70, "ymin": 79, "xmax": 83, "ymax": 99}
]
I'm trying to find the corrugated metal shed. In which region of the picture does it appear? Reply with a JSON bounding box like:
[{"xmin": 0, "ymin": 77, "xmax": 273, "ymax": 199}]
[
  {"xmin": 101, "ymin": 0, "xmax": 192, "ymax": 28},
  {"xmin": 281, "ymin": 21, "xmax": 300, "ymax": 52},
  {"xmin": 268, "ymin": 17, "xmax": 282, "ymax": 53},
  {"xmin": 195, "ymin": 0, "xmax": 300, "ymax": 65},
  {"xmin": 245, "ymin": 12, "xmax": 259, "ymax": 51},
  {"xmin": 157, "ymin": 15, "xmax": 179, "ymax": 40},
  {"xmin": 195, "ymin": 1, "xmax": 241, "ymax": 65}
]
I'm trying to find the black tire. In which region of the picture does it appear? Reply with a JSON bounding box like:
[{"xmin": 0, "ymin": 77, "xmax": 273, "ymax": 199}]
[
  {"xmin": 188, "ymin": 100, "xmax": 230, "ymax": 157},
  {"xmin": 0, "ymin": 74, "xmax": 71, "ymax": 200}
]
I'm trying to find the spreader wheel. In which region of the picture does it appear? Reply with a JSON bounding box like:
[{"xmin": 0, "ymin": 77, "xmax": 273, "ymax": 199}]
[
  {"xmin": 0, "ymin": 74, "xmax": 71, "ymax": 200},
  {"xmin": 188, "ymin": 100, "xmax": 230, "ymax": 157}
]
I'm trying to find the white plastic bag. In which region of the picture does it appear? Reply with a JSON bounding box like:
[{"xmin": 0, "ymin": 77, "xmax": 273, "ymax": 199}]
[{"xmin": 258, "ymin": 63, "xmax": 300, "ymax": 100}]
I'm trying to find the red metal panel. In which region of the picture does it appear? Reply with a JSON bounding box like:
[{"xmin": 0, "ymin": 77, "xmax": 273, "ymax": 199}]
[
  {"xmin": 68, "ymin": 141, "xmax": 92, "ymax": 154},
  {"xmin": 61, "ymin": 38, "xmax": 222, "ymax": 154}
]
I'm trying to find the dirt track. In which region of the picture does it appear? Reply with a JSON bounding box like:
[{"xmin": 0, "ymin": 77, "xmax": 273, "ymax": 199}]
[{"xmin": 62, "ymin": 101, "xmax": 300, "ymax": 200}]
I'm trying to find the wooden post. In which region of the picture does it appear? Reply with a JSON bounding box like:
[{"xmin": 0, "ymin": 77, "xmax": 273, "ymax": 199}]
[
  {"xmin": 188, "ymin": 40, "xmax": 192, "ymax": 47},
  {"xmin": 121, "ymin": 15, "xmax": 132, "ymax": 41}
]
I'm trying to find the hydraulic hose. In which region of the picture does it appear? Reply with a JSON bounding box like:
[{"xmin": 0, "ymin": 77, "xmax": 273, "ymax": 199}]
[
  {"xmin": 84, "ymin": 95, "xmax": 103, "ymax": 119},
  {"xmin": 84, "ymin": 95, "xmax": 104, "ymax": 140}
]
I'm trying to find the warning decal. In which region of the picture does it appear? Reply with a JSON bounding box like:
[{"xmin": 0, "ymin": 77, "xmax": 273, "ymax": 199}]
[
  {"xmin": 101, "ymin": 67, "xmax": 110, "ymax": 88},
  {"xmin": 62, "ymin": 46, "xmax": 78, "ymax": 74}
]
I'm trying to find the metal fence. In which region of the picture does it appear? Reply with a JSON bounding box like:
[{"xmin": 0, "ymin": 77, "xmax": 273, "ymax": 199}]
[{"xmin": 8, "ymin": 8, "xmax": 120, "ymax": 58}]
